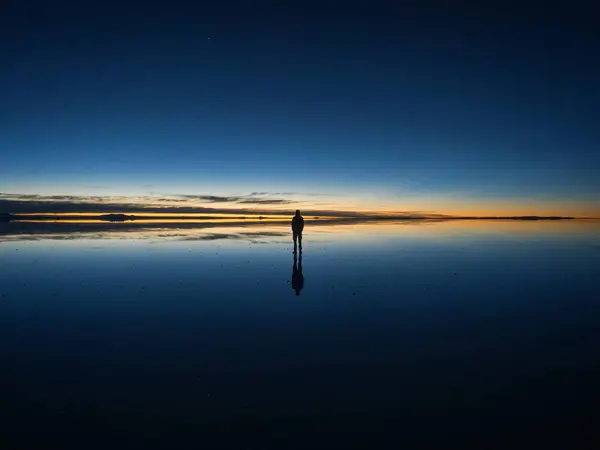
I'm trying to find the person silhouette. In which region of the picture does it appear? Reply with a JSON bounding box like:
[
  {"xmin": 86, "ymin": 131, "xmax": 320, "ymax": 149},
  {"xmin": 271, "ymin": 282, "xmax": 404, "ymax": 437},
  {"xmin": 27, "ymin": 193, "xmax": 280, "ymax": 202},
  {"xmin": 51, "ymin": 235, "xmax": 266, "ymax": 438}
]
[
  {"xmin": 291, "ymin": 250, "xmax": 304, "ymax": 296},
  {"xmin": 291, "ymin": 209, "xmax": 304, "ymax": 253}
]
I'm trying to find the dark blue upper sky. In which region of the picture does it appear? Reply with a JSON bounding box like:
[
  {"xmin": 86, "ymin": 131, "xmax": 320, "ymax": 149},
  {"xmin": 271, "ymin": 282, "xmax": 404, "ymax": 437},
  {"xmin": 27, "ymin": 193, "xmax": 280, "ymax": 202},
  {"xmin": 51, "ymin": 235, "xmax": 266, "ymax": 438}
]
[{"xmin": 1, "ymin": 1, "xmax": 598, "ymax": 215}]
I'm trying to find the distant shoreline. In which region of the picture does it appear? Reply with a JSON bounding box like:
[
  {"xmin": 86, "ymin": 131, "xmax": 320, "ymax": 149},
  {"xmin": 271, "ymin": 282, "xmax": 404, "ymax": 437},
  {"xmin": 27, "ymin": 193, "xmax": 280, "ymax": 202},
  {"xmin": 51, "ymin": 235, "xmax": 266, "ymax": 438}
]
[{"xmin": 0, "ymin": 213, "xmax": 583, "ymax": 223}]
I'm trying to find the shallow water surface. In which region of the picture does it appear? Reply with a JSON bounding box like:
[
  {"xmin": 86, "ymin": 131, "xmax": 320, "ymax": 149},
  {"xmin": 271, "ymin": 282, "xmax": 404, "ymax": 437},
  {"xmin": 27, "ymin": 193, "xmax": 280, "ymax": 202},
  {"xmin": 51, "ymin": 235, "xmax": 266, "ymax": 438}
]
[{"xmin": 1, "ymin": 220, "xmax": 599, "ymax": 447}]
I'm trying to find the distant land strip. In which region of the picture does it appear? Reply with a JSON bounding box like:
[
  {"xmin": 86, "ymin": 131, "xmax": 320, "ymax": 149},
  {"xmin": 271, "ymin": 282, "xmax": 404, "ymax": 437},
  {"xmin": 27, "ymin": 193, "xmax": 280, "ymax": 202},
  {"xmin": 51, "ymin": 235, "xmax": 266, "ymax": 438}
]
[{"xmin": 0, "ymin": 212, "xmax": 579, "ymax": 223}]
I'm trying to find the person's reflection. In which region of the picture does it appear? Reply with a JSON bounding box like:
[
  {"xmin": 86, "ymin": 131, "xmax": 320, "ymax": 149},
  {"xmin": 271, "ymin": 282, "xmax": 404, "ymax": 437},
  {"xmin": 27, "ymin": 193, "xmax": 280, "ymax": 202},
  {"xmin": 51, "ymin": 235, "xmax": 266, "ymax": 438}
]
[{"xmin": 291, "ymin": 250, "xmax": 304, "ymax": 296}]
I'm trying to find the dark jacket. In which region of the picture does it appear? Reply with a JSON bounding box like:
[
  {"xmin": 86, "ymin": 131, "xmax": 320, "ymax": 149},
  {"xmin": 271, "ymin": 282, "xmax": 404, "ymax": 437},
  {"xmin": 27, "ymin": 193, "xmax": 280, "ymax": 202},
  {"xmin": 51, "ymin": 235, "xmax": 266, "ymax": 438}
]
[{"xmin": 291, "ymin": 215, "xmax": 304, "ymax": 233}]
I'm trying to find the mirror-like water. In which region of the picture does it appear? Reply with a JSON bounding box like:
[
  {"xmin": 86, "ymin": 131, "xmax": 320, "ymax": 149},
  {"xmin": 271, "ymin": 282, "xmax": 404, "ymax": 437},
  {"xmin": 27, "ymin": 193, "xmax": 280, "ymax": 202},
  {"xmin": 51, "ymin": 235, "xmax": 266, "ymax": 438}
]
[{"xmin": 1, "ymin": 220, "xmax": 598, "ymax": 447}]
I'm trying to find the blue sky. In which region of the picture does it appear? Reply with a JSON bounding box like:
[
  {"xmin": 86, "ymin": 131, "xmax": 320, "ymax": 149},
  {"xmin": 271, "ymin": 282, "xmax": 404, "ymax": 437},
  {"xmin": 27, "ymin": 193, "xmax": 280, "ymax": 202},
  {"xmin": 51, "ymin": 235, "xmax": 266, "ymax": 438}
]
[{"xmin": 1, "ymin": 2, "xmax": 598, "ymax": 216}]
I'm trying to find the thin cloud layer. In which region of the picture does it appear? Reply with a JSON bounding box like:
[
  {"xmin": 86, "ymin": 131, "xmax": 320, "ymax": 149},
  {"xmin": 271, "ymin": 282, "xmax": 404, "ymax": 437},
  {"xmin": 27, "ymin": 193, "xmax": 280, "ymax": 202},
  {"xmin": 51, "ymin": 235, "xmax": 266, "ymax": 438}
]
[
  {"xmin": 0, "ymin": 192, "xmax": 302, "ymax": 208},
  {"xmin": 0, "ymin": 192, "xmax": 390, "ymax": 217},
  {"xmin": 0, "ymin": 192, "xmax": 577, "ymax": 220},
  {"xmin": 162, "ymin": 192, "xmax": 298, "ymax": 204}
]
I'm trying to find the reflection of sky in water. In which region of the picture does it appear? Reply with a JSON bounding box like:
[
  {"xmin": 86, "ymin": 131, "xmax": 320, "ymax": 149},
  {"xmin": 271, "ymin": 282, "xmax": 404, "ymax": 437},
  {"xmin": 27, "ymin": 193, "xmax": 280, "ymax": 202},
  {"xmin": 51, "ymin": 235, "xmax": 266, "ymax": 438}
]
[{"xmin": 1, "ymin": 220, "xmax": 599, "ymax": 446}]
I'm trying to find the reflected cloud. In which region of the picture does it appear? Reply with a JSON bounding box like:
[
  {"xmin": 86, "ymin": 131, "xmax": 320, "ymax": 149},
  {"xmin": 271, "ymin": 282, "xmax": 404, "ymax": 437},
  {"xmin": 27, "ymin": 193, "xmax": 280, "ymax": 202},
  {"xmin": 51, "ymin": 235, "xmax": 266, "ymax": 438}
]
[
  {"xmin": 0, "ymin": 218, "xmax": 423, "ymax": 243},
  {"xmin": 1, "ymin": 218, "xmax": 596, "ymax": 244},
  {"xmin": 175, "ymin": 231, "xmax": 288, "ymax": 242},
  {"xmin": 0, "ymin": 221, "xmax": 295, "ymax": 243}
]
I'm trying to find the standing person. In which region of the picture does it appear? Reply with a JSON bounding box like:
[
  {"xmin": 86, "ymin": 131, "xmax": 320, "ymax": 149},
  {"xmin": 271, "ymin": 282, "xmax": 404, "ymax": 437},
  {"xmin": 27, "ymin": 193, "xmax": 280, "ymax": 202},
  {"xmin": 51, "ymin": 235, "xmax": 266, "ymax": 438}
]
[{"xmin": 291, "ymin": 209, "xmax": 304, "ymax": 252}]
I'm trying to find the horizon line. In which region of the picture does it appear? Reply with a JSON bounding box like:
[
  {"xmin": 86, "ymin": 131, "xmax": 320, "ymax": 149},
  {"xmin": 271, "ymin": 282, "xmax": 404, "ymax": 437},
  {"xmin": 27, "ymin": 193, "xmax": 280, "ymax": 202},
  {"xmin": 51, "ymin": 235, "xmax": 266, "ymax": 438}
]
[{"xmin": 3, "ymin": 212, "xmax": 595, "ymax": 222}]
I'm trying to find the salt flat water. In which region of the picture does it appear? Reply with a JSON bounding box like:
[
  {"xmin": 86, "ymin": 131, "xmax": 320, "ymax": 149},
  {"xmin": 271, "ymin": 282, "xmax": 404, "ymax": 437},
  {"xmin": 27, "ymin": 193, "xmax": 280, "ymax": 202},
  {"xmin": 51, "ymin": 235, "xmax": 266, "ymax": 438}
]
[{"xmin": 1, "ymin": 220, "xmax": 599, "ymax": 448}]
